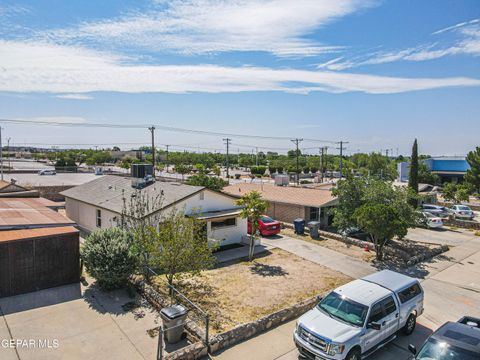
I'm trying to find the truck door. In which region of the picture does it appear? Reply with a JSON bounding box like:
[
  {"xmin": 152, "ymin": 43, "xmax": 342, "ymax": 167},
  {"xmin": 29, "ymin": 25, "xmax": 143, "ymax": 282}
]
[
  {"xmin": 380, "ymin": 296, "xmax": 399, "ymax": 339},
  {"xmin": 363, "ymin": 301, "xmax": 384, "ymax": 352}
]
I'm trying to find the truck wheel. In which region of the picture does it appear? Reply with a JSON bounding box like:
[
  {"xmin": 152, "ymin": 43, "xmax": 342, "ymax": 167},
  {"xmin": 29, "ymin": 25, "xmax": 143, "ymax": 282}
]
[
  {"xmin": 403, "ymin": 314, "xmax": 416, "ymax": 335},
  {"xmin": 345, "ymin": 348, "xmax": 361, "ymax": 360}
]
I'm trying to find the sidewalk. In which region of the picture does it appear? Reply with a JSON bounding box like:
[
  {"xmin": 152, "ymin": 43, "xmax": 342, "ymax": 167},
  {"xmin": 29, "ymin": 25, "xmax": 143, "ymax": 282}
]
[{"xmin": 262, "ymin": 235, "xmax": 376, "ymax": 278}]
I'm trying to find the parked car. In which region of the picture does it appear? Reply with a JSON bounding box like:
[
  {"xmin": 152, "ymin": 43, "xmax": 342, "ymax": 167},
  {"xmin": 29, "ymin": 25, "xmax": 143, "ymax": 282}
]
[
  {"xmin": 248, "ymin": 215, "xmax": 281, "ymax": 236},
  {"xmin": 38, "ymin": 169, "xmax": 56, "ymax": 175},
  {"xmin": 339, "ymin": 227, "xmax": 370, "ymax": 241},
  {"xmin": 420, "ymin": 204, "xmax": 450, "ymax": 218},
  {"xmin": 408, "ymin": 316, "xmax": 480, "ymax": 360},
  {"xmin": 449, "ymin": 205, "xmax": 475, "ymax": 220},
  {"xmin": 418, "ymin": 212, "xmax": 443, "ymax": 229},
  {"xmin": 294, "ymin": 270, "xmax": 423, "ymax": 360}
]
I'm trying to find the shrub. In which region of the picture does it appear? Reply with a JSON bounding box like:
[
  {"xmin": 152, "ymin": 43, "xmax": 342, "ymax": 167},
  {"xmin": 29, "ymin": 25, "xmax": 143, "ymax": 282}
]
[
  {"xmin": 268, "ymin": 166, "xmax": 276, "ymax": 174},
  {"xmin": 82, "ymin": 227, "xmax": 137, "ymax": 290},
  {"xmin": 303, "ymin": 166, "xmax": 310, "ymax": 174},
  {"xmin": 250, "ymin": 165, "xmax": 267, "ymax": 175},
  {"xmin": 234, "ymin": 173, "xmax": 241, "ymax": 179},
  {"xmin": 475, "ymin": 231, "xmax": 480, "ymax": 237}
]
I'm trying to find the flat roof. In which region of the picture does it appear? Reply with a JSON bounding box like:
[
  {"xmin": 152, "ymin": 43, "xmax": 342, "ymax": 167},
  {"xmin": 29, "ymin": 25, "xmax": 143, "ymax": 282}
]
[
  {"xmin": 222, "ymin": 183, "xmax": 337, "ymax": 207},
  {"xmin": 0, "ymin": 198, "xmax": 75, "ymax": 230},
  {"xmin": 192, "ymin": 208, "xmax": 242, "ymax": 220},
  {"xmin": 0, "ymin": 226, "xmax": 79, "ymax": 243}
]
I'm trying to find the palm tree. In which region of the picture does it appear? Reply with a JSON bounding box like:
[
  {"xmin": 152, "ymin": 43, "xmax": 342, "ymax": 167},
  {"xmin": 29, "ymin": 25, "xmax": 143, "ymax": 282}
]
[{"xmin": 235, "ymin": 191, "xmax": 268, "ymax": 261}]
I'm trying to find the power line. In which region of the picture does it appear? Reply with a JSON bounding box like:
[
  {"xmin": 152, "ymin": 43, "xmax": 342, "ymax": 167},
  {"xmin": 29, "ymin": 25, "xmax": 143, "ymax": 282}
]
[
  {"xmin": 0, "ymin": 118, "xmax": 339, "ymax": 143},
  {"xmin": 336, "ymin": 141, "xmax": 349, "ymax": 179}
]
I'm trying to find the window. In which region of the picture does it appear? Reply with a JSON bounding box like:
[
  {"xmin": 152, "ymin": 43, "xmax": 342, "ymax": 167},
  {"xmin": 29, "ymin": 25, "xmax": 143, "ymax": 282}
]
[
  {"xmin": 211, "ymin": 217, "xmax": 236, "ymax": 229},
  {"xmin": 96, "ymin": 209, "xmax": 102, "ymax": 228},
  {"xmin": 369, "ymin": 302, "xmax": 384, "ymax": 323},
  {"xmin": 199, "ymin": 192, "xmax": 204, "ymax": 200},
  {"xmin": 398, "ymin": 283, "xmax": 422, "ymax": 303},
  {"xmin": 309, "ymin": 207, "xmax": 319, "ymax": 221},
  {"xmin": 317, "ymin": 292, "xmax": 368, "ymax": 327},
  {"xmin": 382, "ymin": 296, "xmax": 397, "ymax": 316}
]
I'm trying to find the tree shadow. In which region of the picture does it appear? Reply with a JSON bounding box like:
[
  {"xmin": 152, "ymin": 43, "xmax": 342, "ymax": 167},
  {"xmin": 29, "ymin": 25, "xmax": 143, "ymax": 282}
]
[{"xmin": 249, "ymin": 262, "xmax": 289, "ymax": 277}]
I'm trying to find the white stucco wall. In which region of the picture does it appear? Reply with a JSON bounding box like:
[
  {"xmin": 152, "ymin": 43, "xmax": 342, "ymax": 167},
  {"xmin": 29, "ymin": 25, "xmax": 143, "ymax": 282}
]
[
  {"xmin": 64, "ymin": 189, "xmax": 247, "ymax": 244},
  {"xmin": 65, "ymin": 197, "xmax": 119, "ymax": 233}
]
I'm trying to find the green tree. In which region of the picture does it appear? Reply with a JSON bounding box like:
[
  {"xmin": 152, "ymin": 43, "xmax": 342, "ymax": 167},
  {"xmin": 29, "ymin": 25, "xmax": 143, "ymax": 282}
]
[
  {"xmin": 235, "ymin": 191, "xmax": 268, "ymax": 261},
  {"xmin": 175, "ymin": 164, "xmax": 191, "ymax": 181},
  {"xmin": 333, "ymin": 176, "xmax": 417, "ymax": 260},
  {"xmin": 418, "ymin": 163, "xmax": 439, "ymax": 185},
  {"xmin": 408, "ymin": 139, "xmax": 419, "ymax": 194},
  {"xmin": 465, "ymin": 147, "xmax": 480, "ymax": 194},
  {"xmin": 81, "ymin": 228, "xmax": 137, "ymax": 290},
  {"xmin": 442, "ymin": 183, "xmax": 472, "ymax": 204},
  {"xmin": 186, "ymin": 173, "xmax": 227, "ymax": 191},
  {"xmin": 146, "ymin": 208, "xmax": 215, "ymax": 286}
]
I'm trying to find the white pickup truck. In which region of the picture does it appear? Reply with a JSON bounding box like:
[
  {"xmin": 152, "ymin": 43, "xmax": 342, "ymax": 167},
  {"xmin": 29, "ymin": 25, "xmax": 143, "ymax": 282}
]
[{"xmin": 294, "ymin": 270, "xmax": 424, "ymax": 360}]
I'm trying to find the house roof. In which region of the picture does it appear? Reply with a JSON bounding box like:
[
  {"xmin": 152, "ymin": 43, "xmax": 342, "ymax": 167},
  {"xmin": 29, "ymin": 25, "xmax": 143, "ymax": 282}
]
[
  {"xmin": 61, "ymin": 175, "xmax": 205, "ymax": 215},
  {"xmin": 0, "ymin": 198, "xmax": 75, "ymax": 230},
  {"xmin": 222, "ymin": 183, "xmax": 337, "ymax": 207},
  {"xmin": 192, "ymin": 208, "xmax": 242, "ymax": 220},
  {"xmin": 0, "ymin": 226, "xmax": 79, "ymax": 243}
]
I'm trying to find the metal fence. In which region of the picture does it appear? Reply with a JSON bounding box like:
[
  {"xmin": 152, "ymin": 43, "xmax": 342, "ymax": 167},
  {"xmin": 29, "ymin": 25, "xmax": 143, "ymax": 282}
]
[{"xmin": 145, "ymin": 267, "xmax": 210, "ymax": 360}]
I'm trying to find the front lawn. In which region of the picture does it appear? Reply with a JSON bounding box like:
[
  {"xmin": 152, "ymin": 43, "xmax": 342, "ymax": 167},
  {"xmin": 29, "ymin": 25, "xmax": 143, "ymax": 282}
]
[{"xmin": 152, "ymin": 248, "xmax": 350, "ymax": 334}]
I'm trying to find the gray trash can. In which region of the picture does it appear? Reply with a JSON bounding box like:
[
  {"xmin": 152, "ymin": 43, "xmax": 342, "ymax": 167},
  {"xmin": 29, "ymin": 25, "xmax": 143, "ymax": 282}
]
[
  {"xmin": 307, "ymin": 221, "xmax": 321, "ymax": 240},
  {"xmin": 160, "ymin": 304, "xmax": 188, "ymax": 343}
]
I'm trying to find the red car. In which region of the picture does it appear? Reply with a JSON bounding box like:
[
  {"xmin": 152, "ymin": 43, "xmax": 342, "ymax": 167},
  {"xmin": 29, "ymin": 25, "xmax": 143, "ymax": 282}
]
[{"xmin": 248, "ymin": 216, "xmax": 281, "ymax": 236}]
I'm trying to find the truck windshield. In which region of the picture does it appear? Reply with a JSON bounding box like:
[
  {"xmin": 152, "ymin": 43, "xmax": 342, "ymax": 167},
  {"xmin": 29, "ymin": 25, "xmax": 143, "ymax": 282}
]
[
  {"xmin": 416, "ymin": 338, "xmax": 479, "ymax": 360},
  {"xmin": 317, "ymin": 292, "xmax": 368, "ymax": 327}
]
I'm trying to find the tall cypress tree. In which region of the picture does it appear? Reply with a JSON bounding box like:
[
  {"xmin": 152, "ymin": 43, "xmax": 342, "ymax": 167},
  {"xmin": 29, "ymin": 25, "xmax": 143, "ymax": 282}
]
[{"xmin": 408, "ymin": 139, "xmax": 419, "ymax": 193}]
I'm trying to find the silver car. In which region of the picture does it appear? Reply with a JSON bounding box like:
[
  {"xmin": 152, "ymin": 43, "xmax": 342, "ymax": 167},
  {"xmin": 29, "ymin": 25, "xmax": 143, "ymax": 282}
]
[
  {"xmin": 420, "ymin": 204, "xmax": 450, "ymax": 218},
  {"xmin": 450, "ymin": 205, "xmax": 475, "ymax": 220}
]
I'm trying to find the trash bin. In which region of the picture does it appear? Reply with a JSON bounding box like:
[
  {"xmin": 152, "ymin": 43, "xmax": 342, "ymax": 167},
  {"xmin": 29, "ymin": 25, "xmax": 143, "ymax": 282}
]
[
  {"xmin": 307, "ymin": 221, "xmax": 321, "ymax": 240},
  {"xmin": 160, "ymin": 304, "xmax": 188, "ymax": 343},
  {"xmin": 293, "ymin": 218, "xmax": 305, "ymax": 235}
]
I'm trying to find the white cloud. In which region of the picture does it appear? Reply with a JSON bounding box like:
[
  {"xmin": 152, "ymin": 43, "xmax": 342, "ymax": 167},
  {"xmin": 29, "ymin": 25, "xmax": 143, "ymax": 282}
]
[
  {"xmin": 320, "ymin": 19, "xmax": 480, "ymax": 70},
  {"xmin": 43, "ymin": 0, "xmax": 373, "ymax": 57},
  {"xmin": 1, "ymin": 40, "xmax": 479, "ymax": 95},
  {"xmin": 55, "ymin": 94, "xmax": 93, "ymax": 100}
]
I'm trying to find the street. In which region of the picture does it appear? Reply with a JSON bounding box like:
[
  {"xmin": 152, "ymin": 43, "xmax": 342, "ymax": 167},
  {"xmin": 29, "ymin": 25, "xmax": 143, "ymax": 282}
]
[{"xmin": 212, "ymin": 227, "xmax": 480, "ymax": 360}]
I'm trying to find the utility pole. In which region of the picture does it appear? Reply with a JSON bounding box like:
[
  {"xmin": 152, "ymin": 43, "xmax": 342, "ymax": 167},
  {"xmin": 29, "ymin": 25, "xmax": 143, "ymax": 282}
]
[
  {"xmin": 290, "ymin": 138, "xmax": 303, "ymax": 185},
  {"xmin": 165, "ymin": 144, "xmax": 169, "ymax": 173},
  {"xmin": 255, "ymin": 147, "xmax": 259, "ymax": 166},
  {"xmin": 7, "ymin": 137, "xmax": 11, "ymax": 173},
  {"xmin": 148, "ymin": 126, "xmax": 155, "ymax": 170},
  {"xmin": 386, "ymin": 149, "xmax": 389, "ymax": 158},
  {"xmin": 336, "ymin": 141, "xmax": 349, "ymax": 179},
  {"xmin": 320, "ymin": 146, "xmax": 327, "ymax": 183},
  {"xmin": 0, "ymin": 127, "xmax": 3, "ymax": 181},
  {"xmin": 223, "ymin": 138, "xmax": 231, "ymax": 181}
]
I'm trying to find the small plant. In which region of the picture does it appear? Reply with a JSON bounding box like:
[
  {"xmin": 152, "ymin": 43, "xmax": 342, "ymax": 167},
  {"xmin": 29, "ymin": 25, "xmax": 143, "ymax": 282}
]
[{"xmin": 474, "ymin": 231, "xmax": 480, "ymax": 236}]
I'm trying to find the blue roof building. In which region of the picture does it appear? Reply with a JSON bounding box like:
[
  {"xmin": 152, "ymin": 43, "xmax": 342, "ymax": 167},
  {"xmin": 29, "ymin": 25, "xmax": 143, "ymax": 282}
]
[{"xmin": 397, "ymin": 156, "xmax": 470, "ymax": 183}]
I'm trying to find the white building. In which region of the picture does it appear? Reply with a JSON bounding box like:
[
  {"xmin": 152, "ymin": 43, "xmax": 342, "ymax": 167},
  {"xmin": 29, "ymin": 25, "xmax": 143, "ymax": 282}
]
[{"xmin": 61, "ymin": 175, "xmax": 247, "ymax": 246}]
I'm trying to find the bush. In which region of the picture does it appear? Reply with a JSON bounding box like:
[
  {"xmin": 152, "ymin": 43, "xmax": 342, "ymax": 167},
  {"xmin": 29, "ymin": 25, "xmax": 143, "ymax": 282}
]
[
  {"xmin": 268, "ymin": 166, "xmax": 277, "ymax": 174},
  {"xmin": 250, "ymin": 165, "xmax": 267, "ymax": 175},
  {"xmin": 234, "ymin": 173, "xmax": 241, "ymax": 179},
  {"xmin": 303, "ymin": 166, "xmax": 310, "ymax": 174},
  {"xmin": 277, "ymin": 166, "xmax": 284, "ymax": 173},
  {"xmin": 82, "ymin": 228, "xmax": 137, "ymax": 290}
]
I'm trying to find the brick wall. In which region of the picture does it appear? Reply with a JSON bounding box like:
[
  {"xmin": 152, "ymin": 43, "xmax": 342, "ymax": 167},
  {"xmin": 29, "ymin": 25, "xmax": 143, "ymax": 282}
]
[{"xmin": 266, "ymin": 202, "xmax": 306, "ymax": 223}]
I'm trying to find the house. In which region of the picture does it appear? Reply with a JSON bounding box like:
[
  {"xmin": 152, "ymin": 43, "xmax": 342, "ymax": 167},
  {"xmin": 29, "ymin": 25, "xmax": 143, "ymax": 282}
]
[
  {"xmin": 397, "ymin": 156, "xmax": 470, "ymax": 183},
  {"xmin": 222, "ymin": 183, "xmax": 338, "ymax": 227},
  {"xmin": 0, "ymin": 179, "xmax": 40, "ymax": 198},
  {"xmin": 0, "ymin": 197, "xmax": 80, "ymax": 297},
  {"xmin": 61, "ymin": 175, "xmax": 247, "ymax": 246}
]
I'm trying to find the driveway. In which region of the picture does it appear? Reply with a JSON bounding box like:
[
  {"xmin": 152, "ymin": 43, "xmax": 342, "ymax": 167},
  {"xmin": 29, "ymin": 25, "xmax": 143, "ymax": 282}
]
[
  {"xmin": 212, "ymin": 230, "xmax": 480, "ymax": 360},
  {"xmin": 404, "ymin": 226, "xmax": 478, "ymax": 247},
  {"xmin": 0, "ymin": 279, "xmax": 159, "ymax": 360}
]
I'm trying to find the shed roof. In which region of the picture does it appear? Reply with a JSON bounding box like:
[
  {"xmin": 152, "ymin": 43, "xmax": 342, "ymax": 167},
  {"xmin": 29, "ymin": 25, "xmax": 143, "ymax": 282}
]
[
  {"xmin": 0, "ymin": 198, "xmax": 75, "ymax": 230},
  {"xmin": 0, "ymin": 226, "xmax": 79, "ymax": 243},
  {"xmin": 61, "ymin": 175, "xmax": 205, "ymax": 215},
  {"xmin": 222, "ymin": 183, "xmax": 337, "ymax": 207}
]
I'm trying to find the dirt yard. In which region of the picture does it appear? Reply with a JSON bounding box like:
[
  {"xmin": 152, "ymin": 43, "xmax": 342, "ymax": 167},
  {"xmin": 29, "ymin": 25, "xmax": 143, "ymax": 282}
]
[
  {"xmin": 153, "ymin": 248, "xmax": 350, "ymax": 334},
  {"xmin": 282, "ymin": 228, "xmax": 376, "ymax": 262}
]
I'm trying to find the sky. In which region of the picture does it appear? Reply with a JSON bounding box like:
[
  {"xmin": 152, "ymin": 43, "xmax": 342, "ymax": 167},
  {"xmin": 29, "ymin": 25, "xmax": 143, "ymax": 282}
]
[{"xmin": 0, "ymin": 0, "xmax": 479, "ymax": 156}]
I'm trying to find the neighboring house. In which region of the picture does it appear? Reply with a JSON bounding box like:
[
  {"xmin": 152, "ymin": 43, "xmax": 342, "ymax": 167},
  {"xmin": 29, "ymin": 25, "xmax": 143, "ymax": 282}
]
[
  {"xmin": 222, "ymin": 183, "xmax": 338, "ymax": 227},
  {"xmin": 0, "ymin": 179, "xmax": 40, "ymax": 198},
  {"xmin": 61, "ymin": 175, "xmax": 247, "ymax": 246},
  {"xmin": 110, "ymin": 150, "xmax": 145, "ymax": 162},
  {"xmin": 398, "ymin": 156, "xmax": 470, "ymax": 183},
  {"xmin": 0, "ymin": 197, "xmax": 79, "ymax": 297}
]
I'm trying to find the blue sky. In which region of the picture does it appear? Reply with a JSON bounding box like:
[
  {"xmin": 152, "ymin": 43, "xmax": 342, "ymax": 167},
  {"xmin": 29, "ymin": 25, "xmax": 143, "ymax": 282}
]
[{"xmin": 0, "ymin": 0, "xmax": 479, "ymax": 155}]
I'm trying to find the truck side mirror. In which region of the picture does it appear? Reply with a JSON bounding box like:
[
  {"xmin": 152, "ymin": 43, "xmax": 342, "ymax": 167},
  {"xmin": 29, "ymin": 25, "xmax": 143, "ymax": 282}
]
[
  {"xmin": 408, "ymin": 344, "xmax": 417, "ymax": 355},
  {"xmin": 316, "ymin": 295, "xmax": 323, "ymax": 302},
  {"xmin": 367, "ymin": 322, "xmax": 381, "ymax": 330}
]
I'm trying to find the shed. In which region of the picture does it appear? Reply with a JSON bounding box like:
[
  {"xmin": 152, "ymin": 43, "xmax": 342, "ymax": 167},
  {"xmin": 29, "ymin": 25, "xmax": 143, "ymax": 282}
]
[{"xmin": 0, "ymin": 226, "xmax": 80, "ymax": 297}]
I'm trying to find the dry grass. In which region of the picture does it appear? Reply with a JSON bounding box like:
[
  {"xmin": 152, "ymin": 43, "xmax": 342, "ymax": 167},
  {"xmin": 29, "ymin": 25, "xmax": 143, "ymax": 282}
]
[
  {"xmin": 153, "ymin": 248, "xmax": 350, "ymax": 334},
  {"xmin": 282, "ymin": 228, "xmax": 376, "ymax": 263}
]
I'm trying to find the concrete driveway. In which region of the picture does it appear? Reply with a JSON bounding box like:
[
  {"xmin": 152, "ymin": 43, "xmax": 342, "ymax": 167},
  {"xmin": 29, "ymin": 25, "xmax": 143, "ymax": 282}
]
[
  {"xmin": 0, "ymin": 279, "xmax": 159, "ymax": 360},
  {"xmin": 212, "ymin": 228, "xmax": 480, "ymax": 360}
]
